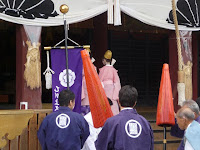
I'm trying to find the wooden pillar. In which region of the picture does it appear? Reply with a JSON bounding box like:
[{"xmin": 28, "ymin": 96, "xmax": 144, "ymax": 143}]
[
  {"xmin": 92, "ymin": 13, "xmax": 108, "ymax": 69},
  {"xmin": 169, "ymin": 31, "xmax": 179, "ymax": 111},
  {"xmin": 16, "ymin": 25, "xmax": 42, "ymax": 109},
  {"xmin": 169, "ymin": 31, "xmax": 198, "ymax": 112},
  {"xmin": 192, "ymin": 33, "xmax": 198, "ymax": 100}
]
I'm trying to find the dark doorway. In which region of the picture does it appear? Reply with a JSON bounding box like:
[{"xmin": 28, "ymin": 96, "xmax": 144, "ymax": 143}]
[
  {"xmin": 109, "ymin": 31, "xmax": 169, "ymax": 107},
  {"xmin": 0, "ymin": 21, "xmax": 16, "ymax": 108}
]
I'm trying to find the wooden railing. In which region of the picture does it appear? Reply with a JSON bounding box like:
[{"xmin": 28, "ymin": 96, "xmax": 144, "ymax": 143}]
[
  {"xmin": 0, "ymin": 109, "xmax": 52, "ymax": 150},
  {"xmin": 0, "ymin": 108, "xmax": 180, "ymax": 150}
]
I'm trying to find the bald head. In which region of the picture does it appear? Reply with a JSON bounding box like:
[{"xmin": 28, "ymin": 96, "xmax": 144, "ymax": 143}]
[{"xmin": 176, "ymin": 107, "xmax": 195, "ymax": 130}]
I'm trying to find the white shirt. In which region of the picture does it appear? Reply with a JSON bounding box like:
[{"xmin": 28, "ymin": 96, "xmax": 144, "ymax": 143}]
[
  {"xmin": 82, "ymin": 112, "xmax": 102, "ymax": 150},
  {"xmin": 184, "ymin": 123, "xmax": 194, "ymax": 150},
  {"xmin": 121, "ymin": 107, "xmax": 133, "ymax": 111},
  {"xmin": 185, "ymin": 140, "xmax": 194, "ymax": 150}
]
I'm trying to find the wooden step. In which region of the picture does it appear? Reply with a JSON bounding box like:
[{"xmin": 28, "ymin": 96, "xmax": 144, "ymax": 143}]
[
  {"xmin": 148, "ymin": 120, "xmax": 181, "ymax": 150},
  {"xmin": 154, "ymin": 139, "xmax": 181, "ymax": 150},
  {"xmin": 153, "ymin": 131, "xmax": 181, "ymax": 140}
]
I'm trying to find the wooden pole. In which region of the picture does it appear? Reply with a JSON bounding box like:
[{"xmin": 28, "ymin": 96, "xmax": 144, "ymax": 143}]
[{"xmin": 163, "ymin": 126, "xmax": 167, "ymax": 150}]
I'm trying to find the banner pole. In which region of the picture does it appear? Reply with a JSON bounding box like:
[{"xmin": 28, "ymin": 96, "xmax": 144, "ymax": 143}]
[
  {"xmin": 60, "ymin": 5, "xmax": 69, "ymax": 89},
  {"xmin": 163, "ymin": 125, "xmax": 167, "ymax": 150},
  {"xmin": 44, "ymin": 45, "xmax": 90, "ymax": 50}
]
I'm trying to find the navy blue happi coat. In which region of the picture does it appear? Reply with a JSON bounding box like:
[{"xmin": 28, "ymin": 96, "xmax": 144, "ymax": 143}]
[
  {"xmin": 95, "ymin": 108, "xmax": 154, "ymax": 150},
  {"xmin": 37, "ymin": 106, "xmax": 89, "ymax": 150}
]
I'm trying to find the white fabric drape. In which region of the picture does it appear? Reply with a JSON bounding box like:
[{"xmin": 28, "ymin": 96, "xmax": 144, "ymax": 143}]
[
  {"xmin": 0, "ymin": 0, "xmax": 200, "ymax": 31},
  {"xmin": 108, "ymin": 0, "xmax": 114, "ymax": 24},
  {"xmin": 114, "ymin": 0, "xmax": 121, "ymax": 25},
  {"xmin": 0, "ymin": 0, "xmax": 107, "ymax": 26},
  {"xmin": 120, "ymin": 0, "xmax": 200, "ymax": 31}
]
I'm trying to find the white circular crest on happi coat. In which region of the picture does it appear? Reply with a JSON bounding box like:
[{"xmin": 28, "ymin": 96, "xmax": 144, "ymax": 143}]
[
  {"xmin": 59, "ymin": 69, "xmax": 76, "ymax": 87},
  {"xmin": 125, "ymin": 119, "xmax": 142, "ymax": 138},
  {"xmin": 56, "ymin": 113, "xmax": 70, "ymax": 129}
]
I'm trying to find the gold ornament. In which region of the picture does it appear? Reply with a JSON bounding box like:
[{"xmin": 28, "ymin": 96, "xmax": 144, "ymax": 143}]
[
  {"xmin": 104, "ymin": 50, "xmax": 112, "ymax": 60},
  {"xmin": 86, "ymin": 48, "xmax": 91, "ymax": 53},
  {"xmin": 60, "ymin": 4, "xmax": 69, "ymax": 14}
]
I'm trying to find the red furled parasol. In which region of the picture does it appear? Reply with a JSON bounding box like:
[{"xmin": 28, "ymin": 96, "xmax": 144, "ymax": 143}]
[{"xmin": 81, "ymin": 50, "xmax": 113, "ymax": 128}]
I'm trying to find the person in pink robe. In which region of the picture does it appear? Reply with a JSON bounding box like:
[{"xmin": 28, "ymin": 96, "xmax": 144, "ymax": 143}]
[
  {"xmin": 81, "ymin": 69, "xmax": 90, "ymax": 116},
  {"xmin": 99, "ymin": 50, "xmax": 121, "ymax": 115}
]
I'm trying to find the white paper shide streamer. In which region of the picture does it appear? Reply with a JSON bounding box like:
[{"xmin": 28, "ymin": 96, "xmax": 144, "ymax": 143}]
[{"xmin": 43, "ymin": 51, "xmax": 55, "ymax": 89}]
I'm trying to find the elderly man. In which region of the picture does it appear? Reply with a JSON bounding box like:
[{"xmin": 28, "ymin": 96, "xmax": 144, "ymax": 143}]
[
  {"xmin": 95, "ymin": 85, "xmax": 154, "ymax": 150},
  {"xmin": 176, "ymin": 107, "xmax": 200, "ymax": 150},
  {"xmin": 171, "ymin": 100, "xmax": 200, "ymax": 150}
]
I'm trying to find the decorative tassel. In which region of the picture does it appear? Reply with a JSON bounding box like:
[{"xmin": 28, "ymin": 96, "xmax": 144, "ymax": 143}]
[
  {"xmin": 177, "ymin": 83, "xmax": 185, "ymax": 106},
  {"xmin": 43, "ymin": 51, "xmax": 54, "ymax": 89},
  {"xmin": 24, "ymin": 41, "xmax": 41, "ymax": 90},
  {"xmin": 183, "ymin": 61, "xmax": 193, "ymax": 100}
]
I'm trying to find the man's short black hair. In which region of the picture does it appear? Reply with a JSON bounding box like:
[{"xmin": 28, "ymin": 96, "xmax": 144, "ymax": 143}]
[
  {"xmin": 58, "ymin": 89, "xmax": 75, "ymax": 106},
  {"xmin": 119, "ymin": 85, "xmax": 138, "ymax": 107}
]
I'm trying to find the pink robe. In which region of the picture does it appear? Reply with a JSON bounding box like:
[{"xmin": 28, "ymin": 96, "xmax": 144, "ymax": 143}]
[
  {"xmin": 99, "ymin": 65, "xmax": 121, "ymax": 115},
  {"xmin": 81, "ymin": 65, "xmax": 97, "ymax": 106},
  {"xmin": 81, "ymin": 69, "xmax": 89, "ymax": 106}
]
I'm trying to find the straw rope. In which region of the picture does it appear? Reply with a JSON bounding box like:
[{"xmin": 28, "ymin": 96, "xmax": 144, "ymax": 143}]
[
  {"xmin": 172, "ymin": 0, "xmax": 183, "ymax": 71},
  {"xmin": 24, "ymin": 41, "xmax": 41, "ymax": 89},
  {"xmin": 172, "ymin": 0, "xmax": 186, "ymax": 105}
]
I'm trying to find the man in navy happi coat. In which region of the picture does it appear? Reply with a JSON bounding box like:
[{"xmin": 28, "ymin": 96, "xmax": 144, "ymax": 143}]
[
  {"xmin": 170, "ymin": 99, "xmax": 200, "ymax": 150},
  {"xmin": 38, "ymin": 89, "xmax": 89, "ymax": 150},
  {"xmin": 95, "ymin": 85, "xmax": 154, "ymax": 150}
]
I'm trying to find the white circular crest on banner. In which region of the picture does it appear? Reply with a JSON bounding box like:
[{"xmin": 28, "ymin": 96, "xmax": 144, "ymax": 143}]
[
  {"xmin": 59, "ymin": 69, "xmax": 76, "ymax": 87},
  {"xmin": 56, "ymin": 113, "xmax": 70, "ymax": 129},
  {"xmin": 125, "ymin": 119, "xmax": 142, "ymax": 138}
]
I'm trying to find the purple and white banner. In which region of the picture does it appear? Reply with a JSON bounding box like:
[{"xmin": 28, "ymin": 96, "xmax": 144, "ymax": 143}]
[{"xmin": 51, "ymin": 48, "xmax": 83, "ymax": 113}]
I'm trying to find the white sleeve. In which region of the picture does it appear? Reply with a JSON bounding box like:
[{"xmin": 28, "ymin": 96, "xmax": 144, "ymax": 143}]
[
  {"xmin": 185, "ymin": 139, "xmax": 194, "ymax": 150},
  {"xmin": 82, "ymin": 113, "xmax": 102, "ymax": 150},
  {"xmin": 82, "ymin": 124, "xmax": 102, "ymax": 150}
]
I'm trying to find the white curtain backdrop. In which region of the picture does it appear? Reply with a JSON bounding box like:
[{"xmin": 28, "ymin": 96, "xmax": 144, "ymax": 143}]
[
  {"xmin": 0, "ymin": 0, "xmax": 200, "ymax": 31},
  {"xmin": 0, "ymin": 0, "xmax": 107, "ymax": 26},
  {"xmin": 120, "ymin": 0, "xmax": 200, "ymax": 31}
]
